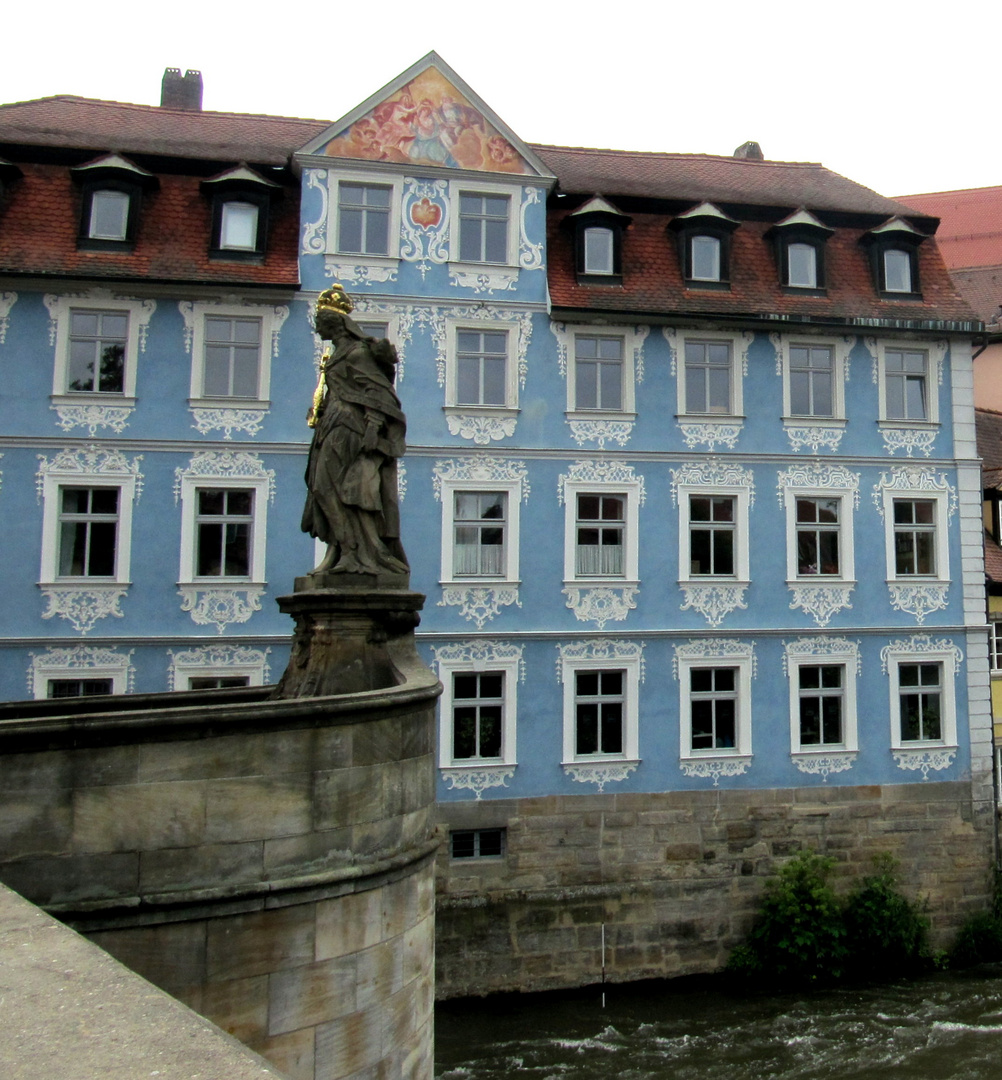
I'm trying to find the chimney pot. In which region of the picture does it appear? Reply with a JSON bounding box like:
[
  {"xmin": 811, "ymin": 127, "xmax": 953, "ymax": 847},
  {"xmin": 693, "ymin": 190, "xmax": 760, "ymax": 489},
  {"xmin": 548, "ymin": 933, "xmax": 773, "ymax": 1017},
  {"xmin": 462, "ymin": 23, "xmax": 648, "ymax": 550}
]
[{"xmin": 733, "ymin": 140, "xmax": 764, "ymax": 161}]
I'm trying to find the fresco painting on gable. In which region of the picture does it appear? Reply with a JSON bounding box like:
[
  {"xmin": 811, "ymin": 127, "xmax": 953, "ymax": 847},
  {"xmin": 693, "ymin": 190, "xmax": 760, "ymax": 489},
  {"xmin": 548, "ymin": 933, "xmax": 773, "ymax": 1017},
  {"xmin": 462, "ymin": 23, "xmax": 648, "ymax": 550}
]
[{"xmin": 323, "ymin": 67, "xmax": 529, "ymax": 174}]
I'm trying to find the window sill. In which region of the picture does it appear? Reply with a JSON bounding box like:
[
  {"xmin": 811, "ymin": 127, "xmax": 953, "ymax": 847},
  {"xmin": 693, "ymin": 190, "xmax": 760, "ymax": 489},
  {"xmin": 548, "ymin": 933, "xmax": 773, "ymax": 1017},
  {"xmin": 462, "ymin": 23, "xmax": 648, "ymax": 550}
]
[
  {"xmin": 564, "ymin": 578, "xmax": 638, "ymax": 588},
  {"xmin": 680, "ymin": 577, "xmax": 749, "ymax": 586},
  {"xmin": 188, "ymin": 397, "xmax": 270, "ymax": 410},
  {"xmin": 52, "ymin": 394, "xmax": 136, "ymax": 407},
  {"xmin": 676, "ymin": 412, "xmax": 745, "ymax": 421},
  {"xmin": 878, "ymin": 419, "xmax": 939, "ymax": 429},
  {"xmin": 440, "ymin": 578, "xmax": 521, "ymax": 588},
  {"xmin": 179, "ymin": 579, "xmax": 265, "ymax": 587},
  {"xmin": 782, "ymin": 416, "xmax": 845, "ymax": 427},
  {"xmin": 781, "ymin": 286, "xmax": 827, "ymax": 297},
  {"xmin": 41, "ymin": 578, "xmax": 131, "ymax": 588},
  {"xmin": 440, "ymin": 763, "xmax": 516, "ymax": 799},
  {"xmin": 684, "ymin": 280, "xmax": 730, "ymax": 292},
  {"xmin": 788, "ymin": 577, "xmax": 856, "ymax": 586},
  {"xmin": 444, "ymin": 405, "xmax": 519, "ymax": 417},
  {"xmin": 566, "ymin": 410, "xmax": 637, "ymax": 422}
]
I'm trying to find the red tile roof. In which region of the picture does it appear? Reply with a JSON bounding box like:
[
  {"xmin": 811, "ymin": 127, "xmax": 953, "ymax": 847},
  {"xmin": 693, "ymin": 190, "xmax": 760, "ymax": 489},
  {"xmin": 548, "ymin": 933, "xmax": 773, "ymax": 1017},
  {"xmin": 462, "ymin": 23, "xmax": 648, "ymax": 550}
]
[
  {"xmin": 896, "ymin": 187, "xmax": 1002, "ymax": 270},
  {"xmin": 949, "ymin": 266, "xmax": 1002, "ymax": 325},
  {"xmin": 0, "ymin": 96, "xmax": 327, "ymax": 166},
  {"xmin": 546, "ymin": 205, "xmax": 976, "ymax": 325},
  {"xmin": 0, "ymin": 163, "xmax": 300, "ymax": 286},
  {"xmin": 977, "ymin": 409, "xmax": 1002, "ymax": 471},
  {"xmin": 533, "ymin": 145, "xmax": 924, "ymax": 219}
]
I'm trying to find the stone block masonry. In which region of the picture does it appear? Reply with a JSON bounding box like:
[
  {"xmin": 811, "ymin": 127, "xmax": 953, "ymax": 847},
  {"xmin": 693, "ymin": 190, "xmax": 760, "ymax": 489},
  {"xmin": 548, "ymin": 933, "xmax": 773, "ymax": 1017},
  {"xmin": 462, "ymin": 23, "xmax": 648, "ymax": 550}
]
[
  {"xmin": 434, "ymin": 782, "xmax": 995, "ymax": 998},
  {"xmin": 0, "ymin": 663, "xmax": 440, "ymax": 1080}
]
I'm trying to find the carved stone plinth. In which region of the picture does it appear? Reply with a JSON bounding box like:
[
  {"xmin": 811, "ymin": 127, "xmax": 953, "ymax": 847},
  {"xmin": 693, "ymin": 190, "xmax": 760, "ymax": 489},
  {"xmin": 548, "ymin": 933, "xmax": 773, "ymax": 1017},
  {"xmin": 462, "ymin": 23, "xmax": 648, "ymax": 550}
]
[{"xmin": 273, "ymin": 573, "xmax": 425, "ymax": 698}]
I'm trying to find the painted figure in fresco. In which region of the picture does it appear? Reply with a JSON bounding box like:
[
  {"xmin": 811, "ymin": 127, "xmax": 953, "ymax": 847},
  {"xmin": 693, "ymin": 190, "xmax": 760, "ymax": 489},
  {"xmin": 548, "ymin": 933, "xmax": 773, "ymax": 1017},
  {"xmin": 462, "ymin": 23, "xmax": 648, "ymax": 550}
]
[{"xmin": 301, "ymin": 285, "xmax": 409, "ymax": 577}]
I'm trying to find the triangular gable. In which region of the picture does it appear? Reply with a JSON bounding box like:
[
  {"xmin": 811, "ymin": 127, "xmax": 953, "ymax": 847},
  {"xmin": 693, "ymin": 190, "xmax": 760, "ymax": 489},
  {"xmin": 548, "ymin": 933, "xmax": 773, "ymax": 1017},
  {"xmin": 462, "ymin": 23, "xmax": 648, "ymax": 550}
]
[{"xmin": 297, "ymin": 52, "xmax": 553, "ymax": 179}]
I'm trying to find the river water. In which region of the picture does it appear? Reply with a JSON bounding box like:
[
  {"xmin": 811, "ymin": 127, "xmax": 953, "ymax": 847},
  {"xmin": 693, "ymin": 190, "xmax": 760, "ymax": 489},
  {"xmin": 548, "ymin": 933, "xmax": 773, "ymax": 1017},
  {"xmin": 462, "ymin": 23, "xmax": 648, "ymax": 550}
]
[{"xmin": 436, "ymin": 967, "xmax": 1002, "ymax": 1080}]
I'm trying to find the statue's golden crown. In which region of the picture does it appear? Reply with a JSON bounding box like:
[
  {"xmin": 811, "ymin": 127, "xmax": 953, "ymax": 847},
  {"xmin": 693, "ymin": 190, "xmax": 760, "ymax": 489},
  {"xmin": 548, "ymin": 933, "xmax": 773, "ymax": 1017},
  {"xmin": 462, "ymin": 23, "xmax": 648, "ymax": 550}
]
[{"xmin": 316, "ymin": 284, "xmax": 354, "ymax": 316}]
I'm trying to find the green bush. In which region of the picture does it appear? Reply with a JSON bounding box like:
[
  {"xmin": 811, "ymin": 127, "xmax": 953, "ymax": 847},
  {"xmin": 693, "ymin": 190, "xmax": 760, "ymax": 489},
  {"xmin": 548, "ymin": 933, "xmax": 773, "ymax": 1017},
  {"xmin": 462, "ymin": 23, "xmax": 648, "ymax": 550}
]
[
  {"xmin": 727, "ymin": 851, "xmax": 848, "ymax": 985},
  {"xmin": 729, "ymin": 851, "xmax": 931, "ymax": 987},
  {"xmin": 949, "ymin": 912, "xmax": 1002, "ymax": 967},
  {"xmin": 949, "ymin": 872, "xmax": 1002, "ymax": 967},
  {"xmin": 842, "ymin": 854, "xmax": 930, "ymax": 977}
]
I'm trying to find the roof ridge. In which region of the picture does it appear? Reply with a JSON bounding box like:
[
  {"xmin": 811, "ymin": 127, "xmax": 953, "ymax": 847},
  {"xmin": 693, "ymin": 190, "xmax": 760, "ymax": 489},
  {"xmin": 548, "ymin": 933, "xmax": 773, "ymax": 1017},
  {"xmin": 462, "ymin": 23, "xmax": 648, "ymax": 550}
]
[
  {"xmin": 0, "ymin": 94, "xmax": 330, "ymax": 126},
  {"xmin": 531, "ymin": 142, "xmax": 824, "ymax": 168}
]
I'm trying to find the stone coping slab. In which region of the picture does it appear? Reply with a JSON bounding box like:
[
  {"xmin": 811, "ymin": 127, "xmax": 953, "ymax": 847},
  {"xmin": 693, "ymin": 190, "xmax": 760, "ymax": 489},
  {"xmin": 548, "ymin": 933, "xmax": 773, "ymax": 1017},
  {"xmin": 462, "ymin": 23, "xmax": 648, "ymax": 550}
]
[{"xmin": 0, "ymin": 882, "xmax": 287, "ymax": 1079}]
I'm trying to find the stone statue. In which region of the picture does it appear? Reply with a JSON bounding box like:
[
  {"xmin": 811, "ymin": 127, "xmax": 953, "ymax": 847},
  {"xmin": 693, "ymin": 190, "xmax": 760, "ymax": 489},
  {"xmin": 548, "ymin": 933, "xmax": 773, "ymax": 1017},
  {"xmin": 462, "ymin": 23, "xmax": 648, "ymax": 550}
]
[{"xmin": 301, "ymin": 285, "xmax": 409, "ymax": 578}]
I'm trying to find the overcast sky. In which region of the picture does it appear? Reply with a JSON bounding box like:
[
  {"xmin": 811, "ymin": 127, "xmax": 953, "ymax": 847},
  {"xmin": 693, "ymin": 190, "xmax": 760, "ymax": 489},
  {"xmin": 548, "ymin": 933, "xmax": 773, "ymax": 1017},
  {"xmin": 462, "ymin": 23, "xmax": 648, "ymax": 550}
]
[{"xmin": 5, "ymin": 0, "xmax": 996, "ymax": 199}]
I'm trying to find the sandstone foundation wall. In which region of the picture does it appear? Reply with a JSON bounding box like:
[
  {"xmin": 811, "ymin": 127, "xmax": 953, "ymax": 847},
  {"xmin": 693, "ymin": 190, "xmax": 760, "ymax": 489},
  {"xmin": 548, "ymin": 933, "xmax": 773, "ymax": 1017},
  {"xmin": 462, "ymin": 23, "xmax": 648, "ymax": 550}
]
[{"xmin": 435, "ymin": 782, "xmax": 995, "ymax": 998}]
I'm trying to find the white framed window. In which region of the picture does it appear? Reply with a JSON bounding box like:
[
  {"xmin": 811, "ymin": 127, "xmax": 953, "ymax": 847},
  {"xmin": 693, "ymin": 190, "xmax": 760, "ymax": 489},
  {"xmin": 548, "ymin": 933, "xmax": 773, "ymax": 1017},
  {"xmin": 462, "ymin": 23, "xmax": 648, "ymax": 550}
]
[
  {"xmin": 563, "ymin": 481, "xmax": 641, "ymax": 585},
  {"xmin": 88, "ymin": 189, "xmax": 129, "ymax": 241},
  {"xmin": 167, "ymin": 644, "xmax": 271, "ymax": 691},
  {"xmin": 440, "ymin": 481, "xmax": 521, "ymax": 586},
  {"xmin": 892, "ymin": 498, "xmax": 938, "ymax": 577},
  {"xmin": 877, "ymin": 342, "xmax": 936, "ymax": 424},
  {"xmin": 337, "ymin": 181, "xmax": 393, "ymax": 255},
  {"xmin": 448, "ymin": 180, "xmax": 518, "ymax": 267},
  {"xmin": 787, "ymin": 242, "xmax": 817, "ymax": 288},
  {"xmin": 583, "ymin": 227, "xmax": 614, "ymax": 275},
  {"xmin": 560, "ymin": 651, "xmax": 641, "ymax": 764},
  {"xmin": 182, "ymin": 300, "xmax": 287, "ymax": 408},
  {"xmin": 677, "ymin": 649, "xmax": 753, "ymax": 760},
  {"xmin": 47, "ymin": 293, "xmax": 153, "ymax": 402},
  {"xmin": 783, "ymin": 340, "xmax": 848, "ymax": 420},
  {"xmin": 990, "ymin": 620, "xmax": 1002, "ymax": 673},
  {"xmin": 785, "ymin": 640, "xmax": 859, "ymax": 755},
  {"xmin": 558, "ymin": 325, "xmax": 644, "ymax": 420},
  {"xmin": 574, "ymin": 334, "xmax": 624, "ymax": 411},
  {"xmin": 785, "ymin": 493, "xmax": 855, "ymax": 581},
  {"xmin": 690, "ymin": 235, "xmax": 721, "ymax": 281},
  {"xmin": 178, "ymin": 475, "xmax": 269, "ymax": 585},
  {"xmin": 677, "ymin": 488, "xmax": 751, "ymax": 584},
  {"xmin": 40, "ymin": 476, "xmax": 137, "ymax": 586},
  {"xmin": 29, "ymin": 646, "xmax": 134, "ymax": 701},
  {"xmin": 450, "ymin": 492, "xmax": 507, "ymax": 578},
  {"xmin": 445, "ymin": 319, "xmax": 518, "ymax": 411},
  {"xmin": 883, "ymin": 643, "xmax": 959, "ymax": 750},
  {"xmin": 328, "ymin": 173, "xmax": 402, "ymax": 259},
  {"xmin": 437, "ymin": 656, "xmax": 519, "ymax": 769},
  {"xmin": 883, "ymin": 249, "xmax": 913, "ymax": 294},
  {"xmin": 679, "ymin": 333, "xmax": 743, "ymax": 416},
  {"xmin": 219, "ymin": 201, "xmax": 259, "ymax": 251}
]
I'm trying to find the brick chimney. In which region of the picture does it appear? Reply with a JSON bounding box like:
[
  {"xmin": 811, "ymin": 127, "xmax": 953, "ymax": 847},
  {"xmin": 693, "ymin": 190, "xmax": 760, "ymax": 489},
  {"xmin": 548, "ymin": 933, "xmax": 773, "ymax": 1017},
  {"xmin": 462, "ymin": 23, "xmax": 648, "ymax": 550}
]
[{"xmin": 160, "ymin": 68, "xmax": 203, "ymax": 112}]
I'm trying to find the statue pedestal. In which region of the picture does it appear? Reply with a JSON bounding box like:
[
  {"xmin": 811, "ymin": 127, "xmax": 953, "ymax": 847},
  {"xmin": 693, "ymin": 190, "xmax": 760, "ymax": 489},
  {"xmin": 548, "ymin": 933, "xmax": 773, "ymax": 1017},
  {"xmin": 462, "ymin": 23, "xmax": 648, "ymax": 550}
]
[{"xmin": 272, "ymin": 574, "xmax": 425, "ymax": 698}]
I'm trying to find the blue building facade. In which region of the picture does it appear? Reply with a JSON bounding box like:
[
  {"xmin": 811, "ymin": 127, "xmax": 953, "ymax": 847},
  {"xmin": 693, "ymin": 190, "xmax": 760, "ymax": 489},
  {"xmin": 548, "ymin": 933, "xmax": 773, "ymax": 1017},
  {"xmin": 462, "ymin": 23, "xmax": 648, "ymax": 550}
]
[{"xmin": 0, "ymin": 56, "xmax": 994, "ymax": 993}]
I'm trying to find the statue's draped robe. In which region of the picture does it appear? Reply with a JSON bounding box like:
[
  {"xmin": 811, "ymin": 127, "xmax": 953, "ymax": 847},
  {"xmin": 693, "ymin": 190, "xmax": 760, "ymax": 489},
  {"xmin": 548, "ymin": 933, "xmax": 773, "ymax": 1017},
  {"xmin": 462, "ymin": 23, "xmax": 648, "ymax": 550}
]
[{"xmin": 301, "ymin": 335, "xmax": 408, "ymax": 574}]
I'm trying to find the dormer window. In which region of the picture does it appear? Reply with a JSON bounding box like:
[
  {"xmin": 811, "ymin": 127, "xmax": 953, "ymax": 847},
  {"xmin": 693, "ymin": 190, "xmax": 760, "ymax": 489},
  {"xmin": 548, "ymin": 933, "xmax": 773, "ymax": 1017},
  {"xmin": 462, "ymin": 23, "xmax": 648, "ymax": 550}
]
[
  {"xmin": 202, "ymin": 164, "xmax": 280, "ymax": 261},
  {"xmin": 569, "ymin": 195, "xmax": 629, "ymax": 284},
  {"xmin": 89, "ymin": 190, "xmax": 129, "ymax": 240},
  {"xmin": 670, "ymin": 203, "xmax": 739, "ymax": 290},
  {"xmin": 861, "ymin": 217, "xmax": 926, "ymax": 299},
  {"xmin": 71, "ymin": 153, "xmax": 156, "ymax": 252},
  {"xmin": 767, "ymin": 208, "xmax": 833, "ymax": 293},
  {"xmin": 0, "ymin": 156, "xmax": 22, "ymax": 201},
  {"xmin": 691, "ymin": 235, "xmax": 721, "ymax": 281},
  {"xmin": 219, "ymin": 201, "xmax": 259, "ymax": 251},
  {"xmin": 583, "ymin": 226, "xmax": 614, "ymax": 275},
  {"xmin": 787, "ymin": 242, "xmax": 817, "ymax": 288},
  {"xmin": 883, "ymin": 248, "xmax": 913, "ymax": 293}
]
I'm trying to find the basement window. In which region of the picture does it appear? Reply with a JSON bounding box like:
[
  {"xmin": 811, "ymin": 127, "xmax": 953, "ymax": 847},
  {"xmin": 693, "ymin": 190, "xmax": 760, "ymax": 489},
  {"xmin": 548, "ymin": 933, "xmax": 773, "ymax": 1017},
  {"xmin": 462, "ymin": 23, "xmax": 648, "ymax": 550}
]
[{"xmin": 450, "ymin": 828, "xmax": 506, "ymax": 859}]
